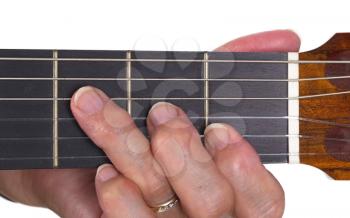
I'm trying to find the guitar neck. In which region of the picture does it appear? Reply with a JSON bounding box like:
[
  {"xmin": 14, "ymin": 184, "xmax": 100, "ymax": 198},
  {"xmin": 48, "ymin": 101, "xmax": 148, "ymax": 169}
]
[{"xmin": 0, "ymin": 49, "xmax": 293, "ymax": 169}]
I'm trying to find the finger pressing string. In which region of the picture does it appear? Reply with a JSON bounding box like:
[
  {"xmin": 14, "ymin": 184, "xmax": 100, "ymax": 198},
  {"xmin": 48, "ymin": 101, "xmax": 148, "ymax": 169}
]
[
  {"xmin": 71, "ymin": 86, "xmax": 175, "ymax": 207},
  {"xmin": 204, "ymin": 123, "xmax": 285, "ymax": 217},
  {"xmin": 147, "ymin": 102, "xmax": 235, "ymax": 217}
]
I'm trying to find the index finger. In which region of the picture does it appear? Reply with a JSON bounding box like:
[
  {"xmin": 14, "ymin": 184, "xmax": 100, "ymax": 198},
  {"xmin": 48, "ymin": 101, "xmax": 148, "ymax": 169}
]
[{"xmin": 71, "ymin": 86, "xmax": 174, "ymax": 207}]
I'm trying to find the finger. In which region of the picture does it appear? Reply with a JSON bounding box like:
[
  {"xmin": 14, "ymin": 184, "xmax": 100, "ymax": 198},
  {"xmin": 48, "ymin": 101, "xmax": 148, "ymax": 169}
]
[
  {"xmin": 147, "ymin": 102, "xmax": 234, "ymax": 218},
  {"xmin": 71, "ymin": 86, "xmax": 174, "ymax": 207},
  {"xmin": 216, "ymin": 29, "xmax": 300, "ymax": 52},
  {"xmin": 204, "ymin": 124, "xmax": 285, "ymax": 218},
  {"xmin": 95, "ymin": 164, "xmax": 155, "ymax": 218}
]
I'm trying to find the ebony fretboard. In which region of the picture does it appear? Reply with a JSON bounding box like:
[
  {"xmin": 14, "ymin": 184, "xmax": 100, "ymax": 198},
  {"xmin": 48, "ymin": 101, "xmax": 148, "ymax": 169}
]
[{"xmin": 0, "ymin": 49, "xmax": 289, "ymax": 169}]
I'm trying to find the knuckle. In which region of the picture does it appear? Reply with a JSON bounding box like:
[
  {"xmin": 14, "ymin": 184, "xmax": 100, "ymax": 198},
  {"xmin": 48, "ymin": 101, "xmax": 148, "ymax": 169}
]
[
  {"xmin": 193, "ymin": 183, "xmax": 234, "ymax": 217},
  {"xmin": 230, "ymin": 153, "xmax": 251, "ymax": 174},
  {"xmin": 222, "ymin": 152, "xmax": 249, "ymax": 176},
  {"xmin": 151, "ymin": 126, "xmax": 172, "ymax": 154},
  {"xmin": 83, "ymin": 116, "xmax": 110, "ymax": 137},
  {"xmin": 99, "ymin": 179, "xmax": 139, "ymax": 212},
  {"xmin": 125, "ymin": 128, "xmax": 151, "ymax": 157},
  {"xmin": 143, "ymin": 179, "xmax": 173, "ymax": 205},
  {"xmin": 257, "ymin": 189, "xmax": 285, "ymax": 218},
  {"xmin": 104, "ymin": 120, "xmax": 138, "ymax": 143},
  {"xmin": 152, "ymin": 119, "xmax": 193, "ymax": 149},
  {"xmin": 198, "ymin": 194, "xmax": 232, "ymax": 217},
  {"xmin": 220, "ymin": 146, "xmax": 260, "ymax": 178},
  {"xmin": 157, "ymin": 117, "xmax": 193, "ymax": 134},
  {"xmin": 99, "ymin": 183, "xmax": 117, "ymax": 211},
  {"xmin": 97, "ymin": 123, "xmax": 138, "ymax": 151},
  {"xmin": 102, "ymin": 100, "xmax": 133, "ymax": 130}
]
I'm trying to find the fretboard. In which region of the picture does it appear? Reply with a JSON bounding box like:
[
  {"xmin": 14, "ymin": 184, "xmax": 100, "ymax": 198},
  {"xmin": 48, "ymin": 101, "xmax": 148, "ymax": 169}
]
[{"xmin": 0, "ymin": 49, "xmax": 291, "ymax": 169}]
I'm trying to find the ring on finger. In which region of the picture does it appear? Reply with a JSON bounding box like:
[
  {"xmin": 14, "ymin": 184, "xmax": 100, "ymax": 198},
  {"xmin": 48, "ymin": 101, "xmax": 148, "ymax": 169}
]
[{"xmin": 150, "ymin": 195, "xmax": 180, "ymax": 213}]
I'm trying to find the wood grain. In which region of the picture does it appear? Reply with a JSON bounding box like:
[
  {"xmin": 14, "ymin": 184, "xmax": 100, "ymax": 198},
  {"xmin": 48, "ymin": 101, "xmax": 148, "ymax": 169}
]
[{"xmin": 300, "ymin": 33, "xmax": 350, "ymax": 180}]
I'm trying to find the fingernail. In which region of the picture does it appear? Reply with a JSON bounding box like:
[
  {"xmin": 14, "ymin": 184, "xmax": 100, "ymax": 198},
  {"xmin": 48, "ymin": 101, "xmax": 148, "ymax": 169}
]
[
  {"xmin": 148, "ymin": 102, "xmax": 178, "ymax": 126},
  {"xmin": 74, "ymin": 86, "xmax": 104, "ymax": 115},
  {"xmin": 205, "ymin": 123, "xmax": 230, "ymax": 154},
  {"xmin": 97, "ymin": 164, "xmax": 118, "ymax": 182}
]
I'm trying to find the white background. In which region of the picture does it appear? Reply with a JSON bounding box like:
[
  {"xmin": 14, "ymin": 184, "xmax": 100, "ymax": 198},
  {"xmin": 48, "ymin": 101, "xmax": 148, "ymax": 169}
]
[{"xmin": 0, "ymin": 0, "xmax": 350, "ymax": 217}]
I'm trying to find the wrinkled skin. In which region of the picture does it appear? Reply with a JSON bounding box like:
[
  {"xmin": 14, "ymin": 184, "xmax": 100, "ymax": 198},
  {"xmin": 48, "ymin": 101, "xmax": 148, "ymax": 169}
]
[{"xmin": 0, "ymin": 30, "xmax": 300, "ymax": 218}]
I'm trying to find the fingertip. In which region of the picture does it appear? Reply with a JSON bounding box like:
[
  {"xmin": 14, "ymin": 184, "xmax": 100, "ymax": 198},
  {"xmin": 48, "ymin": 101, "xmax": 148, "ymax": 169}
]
[
  {"xmin": 148, "ymin": 102, "xmax": 179, "ymax": 127},
  {"xmin": 205, "ymin": 123, "xmax": 261, "ymax": 168},
  {"xmin": 204, "ymin": 123, "xmax": 227, "ymax": 135},
  {"xmin": 204, "ymin": 123, "xmax": 246, "ymax": 155},
  {"xmin": 147, "ymin": 101, "xmax": 189, "ymax": 135},
  {"xmin": 96, "ymin": 164, "xmax": 118, "ymax": 183},
  {"xmin": 204, "ymin": 123, "xmax": 230, "ymax": 155},
  {"xmin": 70, "ymin": 86, "xmax": 109, "ymax": 115}
]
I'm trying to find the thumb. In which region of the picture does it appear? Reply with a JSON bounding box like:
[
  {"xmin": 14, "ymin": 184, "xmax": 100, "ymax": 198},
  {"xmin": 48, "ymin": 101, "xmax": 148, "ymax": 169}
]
[{"xmin": 216, "ymin": 29, "xmax": 301, "ymax": 52}]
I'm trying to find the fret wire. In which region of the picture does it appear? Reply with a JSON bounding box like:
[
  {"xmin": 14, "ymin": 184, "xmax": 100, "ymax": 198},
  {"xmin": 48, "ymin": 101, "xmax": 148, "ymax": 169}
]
[
  {"xmin": 1, "ymin": 57, "xmax": 350, "ymax": 64},
  {"xmin": 203, "ymin": 52, "xmax": 209, "ymax": 127},
  {"xmin": 126, "ymin": 51, "xmax": 132, "ymax": 115},
  {"xmin": 52, "ymin": 50, "xmax": 59, "ymax": 168}
]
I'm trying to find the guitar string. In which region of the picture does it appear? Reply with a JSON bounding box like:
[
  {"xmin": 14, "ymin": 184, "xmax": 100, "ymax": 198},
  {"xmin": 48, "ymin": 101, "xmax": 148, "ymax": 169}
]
[
  {"xmin": 0, "ymin": 76, "xmax": 346, "ymax": 127},
  {"xmin": 0, "ymin": 134, "xmax": 348, "ymax": 142},
  {"xmin": 0, "ymin": 90, "xmax": 349, "ymax": 100},
  {"xmin": 0, "ymin": 75, "xmax": 349, "ymax": 82},
  {"xmin": 0, "ymin": 57, "xmax": 348, "ymax": 161},
  {"xmin": 0, "ymin": 58, "xmax": 347, "ymax": 100},
  {"xmin": 1, "ymin": 57, "xmax": 350, "ymax": 64},
  {"xmin": 0, "ymin": 116, "xmax": 348, "ymax": 128},
  {"xmin": 0, "ymin": 152, "xmax": 348, "ymax": 161},
  {"xmin": 0, "ymin": 58, "xmax": 346, "ymax": 151}
]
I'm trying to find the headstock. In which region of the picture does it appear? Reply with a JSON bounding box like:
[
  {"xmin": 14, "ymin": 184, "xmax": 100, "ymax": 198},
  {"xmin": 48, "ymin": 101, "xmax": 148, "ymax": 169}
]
[{"xmin": 300, "ymin": 33, "xmax": 350, "ymax": 179}]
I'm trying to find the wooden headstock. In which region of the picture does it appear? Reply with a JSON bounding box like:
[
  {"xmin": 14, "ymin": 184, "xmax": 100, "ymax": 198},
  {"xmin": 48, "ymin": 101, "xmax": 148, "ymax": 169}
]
[{"xmin": 300, "ymin": 33, "xmax": 350, "ymax": 179}]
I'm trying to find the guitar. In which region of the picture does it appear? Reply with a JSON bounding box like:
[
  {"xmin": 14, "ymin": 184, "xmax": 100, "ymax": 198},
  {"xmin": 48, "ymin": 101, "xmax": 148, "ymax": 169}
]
[{"xmin": 0, "ymin": 33, "xmax": 349, "ymax": 180}]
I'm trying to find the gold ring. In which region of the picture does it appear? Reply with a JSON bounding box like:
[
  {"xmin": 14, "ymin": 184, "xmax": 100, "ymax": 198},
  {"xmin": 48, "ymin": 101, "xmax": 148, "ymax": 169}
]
[{"xmin": 151, "ymin": 195, "xmax": 180, "ymax": 213}]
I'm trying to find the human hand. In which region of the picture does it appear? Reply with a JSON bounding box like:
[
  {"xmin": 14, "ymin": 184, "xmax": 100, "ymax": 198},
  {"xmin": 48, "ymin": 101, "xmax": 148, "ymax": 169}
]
[
  {"xmin": 0, "ymin": 30, "xmax": 300, "ymax": 218},
  {"xmin": 70, "ymin": 30, "xmax": 300, "ymax": 217}
]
